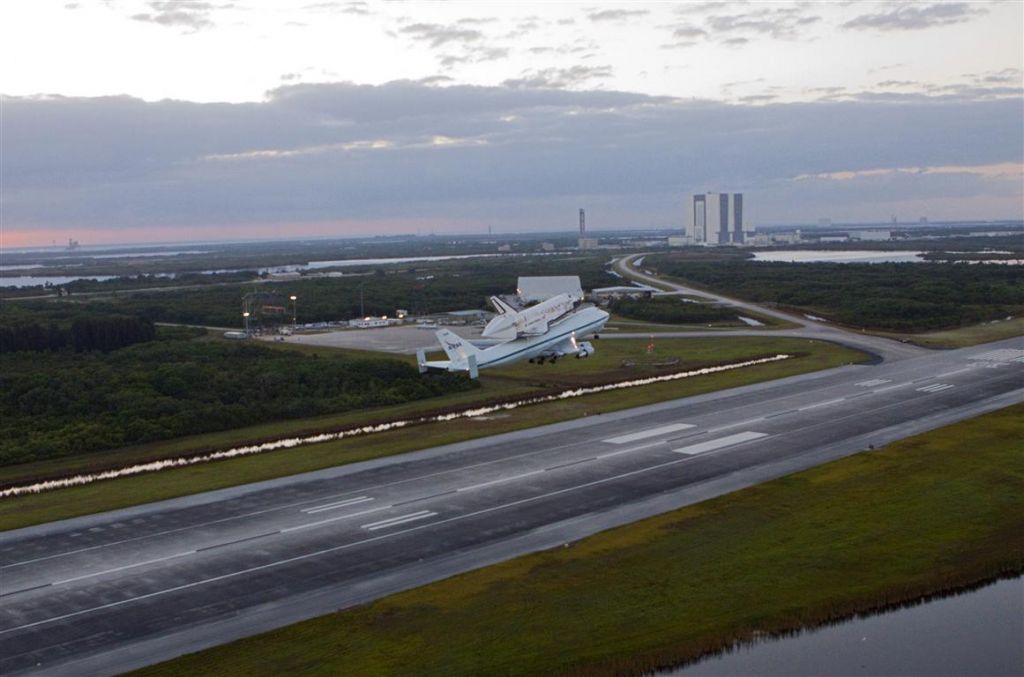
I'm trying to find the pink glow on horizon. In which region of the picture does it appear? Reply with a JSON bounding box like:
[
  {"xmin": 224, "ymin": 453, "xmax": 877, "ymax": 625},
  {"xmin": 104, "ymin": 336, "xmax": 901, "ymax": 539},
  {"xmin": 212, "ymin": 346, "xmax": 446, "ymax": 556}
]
[{"xmin": 1, "ymin": 218, "xmax": 488, "ymax": 249}]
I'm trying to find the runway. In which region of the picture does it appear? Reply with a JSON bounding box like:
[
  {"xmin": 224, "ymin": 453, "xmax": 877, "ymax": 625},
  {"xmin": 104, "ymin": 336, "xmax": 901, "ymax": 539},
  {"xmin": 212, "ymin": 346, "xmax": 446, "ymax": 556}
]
[{"xmin": 1, "ymin": 338, "xmax": 1022, "ymax": 675}]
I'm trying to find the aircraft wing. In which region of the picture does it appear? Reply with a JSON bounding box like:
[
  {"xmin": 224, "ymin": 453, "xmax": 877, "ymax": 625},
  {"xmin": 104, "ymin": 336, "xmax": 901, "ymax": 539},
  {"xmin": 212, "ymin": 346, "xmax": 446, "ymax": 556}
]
[{"xmin": 537, "ymin": 336, "xmax": 577, "ymax": 359}]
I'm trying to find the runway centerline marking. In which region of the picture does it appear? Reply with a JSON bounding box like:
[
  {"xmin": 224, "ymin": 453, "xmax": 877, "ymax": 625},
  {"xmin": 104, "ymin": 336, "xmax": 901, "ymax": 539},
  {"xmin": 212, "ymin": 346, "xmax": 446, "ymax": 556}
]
[
  {"xmin": 673, "ymin": 431, "xmax": 767, "ymax": 455},
  {"xmin": 798, "ymin": 398, "xmax": 845, "ymax": 411},
  {"xmin": 855, "ymin": 378, "xmax": 891, "ymax": 387},
  {"xmin": 602, "ymin": 424, "xmax": 695, "ymax": 444},
  {"xmin": 362, "ymin": 511, "xmax": 436, "ymax": 531},
  {"xmin": 51, "ymin": 550, "xmax": 196, "ymax": 586},
  {"xmin": 302, "ymin": 496, "xmax": 374, "ymax": 514},
  {"xmin": 545, "ymin": 457, "xmax": 596, "ymax": 472}
]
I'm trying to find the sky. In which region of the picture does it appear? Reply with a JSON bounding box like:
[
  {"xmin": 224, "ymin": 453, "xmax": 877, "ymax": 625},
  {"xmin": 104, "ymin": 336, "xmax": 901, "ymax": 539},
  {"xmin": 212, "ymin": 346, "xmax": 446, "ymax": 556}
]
[{"xmin": 1, "ymin": 0, "xmax": 1022, "ymax": 247}]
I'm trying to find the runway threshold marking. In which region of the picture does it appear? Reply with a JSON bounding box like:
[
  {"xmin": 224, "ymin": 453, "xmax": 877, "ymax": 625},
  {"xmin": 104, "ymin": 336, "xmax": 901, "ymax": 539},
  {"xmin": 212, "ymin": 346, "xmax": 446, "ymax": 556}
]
[
  {"xmin": 916, "ymin": 383, "xmax": 954, "ymax": 393},
  {"xmin": 362, "ymin": 511, "xmax": 436, "ymax": 531},
  {"xmin": 602, "ymin": 423, "xmax": 695, "ymax": 444},
  {"xmin": 302, "ymin": 496, "xmax": 374, "ymax": 514},
  {"xmin": 673, "ymin": 431, "xmax": 767, "ymax": 455}
]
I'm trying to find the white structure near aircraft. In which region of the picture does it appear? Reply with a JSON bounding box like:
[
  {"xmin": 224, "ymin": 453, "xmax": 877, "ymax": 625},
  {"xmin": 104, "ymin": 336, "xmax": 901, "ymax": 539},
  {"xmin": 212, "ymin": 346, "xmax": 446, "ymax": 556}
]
[{"xmin": 417, "ymin": 278, "xmax": 608, "ymax": 378}]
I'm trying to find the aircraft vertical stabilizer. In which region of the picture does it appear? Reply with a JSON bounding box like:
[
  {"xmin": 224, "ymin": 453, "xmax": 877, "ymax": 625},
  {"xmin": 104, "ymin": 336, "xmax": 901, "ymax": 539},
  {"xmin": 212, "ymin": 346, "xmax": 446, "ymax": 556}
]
[{"xmin": 436, "ymin": 329, "xmax": 481, "ymax": 363}]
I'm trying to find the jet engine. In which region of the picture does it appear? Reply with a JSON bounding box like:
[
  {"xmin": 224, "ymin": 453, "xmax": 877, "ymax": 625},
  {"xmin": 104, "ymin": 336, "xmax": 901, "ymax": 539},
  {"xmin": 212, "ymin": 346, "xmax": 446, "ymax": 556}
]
[{"xmin": 575, "ymin": 341, "xmax": 594, "ymax": 358}]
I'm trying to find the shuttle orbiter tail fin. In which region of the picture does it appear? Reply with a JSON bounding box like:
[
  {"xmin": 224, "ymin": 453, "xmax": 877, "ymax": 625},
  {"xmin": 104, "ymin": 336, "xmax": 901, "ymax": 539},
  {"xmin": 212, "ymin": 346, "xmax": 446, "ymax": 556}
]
[
  {"xmin": 488, "ymin": 296, "xmax": 517, "ymax": 315},
  {"xmin": 436, "ymin": 329, "xmax": 481, "ymax": 362}
]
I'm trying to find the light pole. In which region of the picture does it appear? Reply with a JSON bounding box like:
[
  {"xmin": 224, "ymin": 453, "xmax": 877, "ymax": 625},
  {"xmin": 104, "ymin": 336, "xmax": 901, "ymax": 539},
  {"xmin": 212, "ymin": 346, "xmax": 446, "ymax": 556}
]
[
  {"xmin": 289, "ymin": 295, "xmax": 297, "ymax": 327},
  {"xmin": 243, "ymin": 311, "xmax": 251, "ymax": 336},
  {"xmin": 358, "ymin": 282, "xmax": 366, "ymax": 318}
]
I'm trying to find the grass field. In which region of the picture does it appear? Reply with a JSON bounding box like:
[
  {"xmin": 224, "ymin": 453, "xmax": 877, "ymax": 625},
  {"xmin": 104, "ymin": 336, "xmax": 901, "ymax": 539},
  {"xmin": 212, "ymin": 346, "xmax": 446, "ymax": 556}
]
[
  {"xmin": 878, "ymin": 316, "xmax": 1024, "ymax": 348},
  {"xmin": 0, "ymin": 337, "xmax": 865, "ymax": 530},
  {"xmin": 136, "ymin": 403, "xmax": 1024, "ymax": 677}
]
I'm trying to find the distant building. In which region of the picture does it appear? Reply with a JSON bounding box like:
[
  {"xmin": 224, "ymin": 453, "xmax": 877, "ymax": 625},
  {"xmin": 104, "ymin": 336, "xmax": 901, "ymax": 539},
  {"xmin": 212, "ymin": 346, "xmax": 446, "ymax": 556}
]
[
  {"xmin": 348, "ymin": 317, "xmax": 399, "ymax": 329},
  {"xmin": 849, "ymin": 230, "xmax": 892, "ymax": 242},
  {"xmin": 517, "ymin": 276, "xmax": 584, "ymax": 303},
  {"xmin": 578, "ymin": 208, "xmax": 597, "ymax": 250},
  {"xmin": 687, "ymin": 193, "xmax": 744, "ymax": 244},
  {"xmin": 591, "ymin": 285, "xmax": 656, "ymax": 302}
]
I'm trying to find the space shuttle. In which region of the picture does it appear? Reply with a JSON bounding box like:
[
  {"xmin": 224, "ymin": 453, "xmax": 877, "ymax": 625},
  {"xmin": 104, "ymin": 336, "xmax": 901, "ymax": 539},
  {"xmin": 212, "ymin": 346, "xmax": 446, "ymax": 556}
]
[{"xmin": 480, "ymin": 293, "xmax": 577, "ymax": 341}]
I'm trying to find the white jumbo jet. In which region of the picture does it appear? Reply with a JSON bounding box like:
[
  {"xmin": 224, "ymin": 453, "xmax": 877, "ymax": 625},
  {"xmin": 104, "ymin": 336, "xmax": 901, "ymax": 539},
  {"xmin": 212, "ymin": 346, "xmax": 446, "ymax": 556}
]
[{"xmin": 417, "ymin": 304, "xmax": 609, "ymax": 378}]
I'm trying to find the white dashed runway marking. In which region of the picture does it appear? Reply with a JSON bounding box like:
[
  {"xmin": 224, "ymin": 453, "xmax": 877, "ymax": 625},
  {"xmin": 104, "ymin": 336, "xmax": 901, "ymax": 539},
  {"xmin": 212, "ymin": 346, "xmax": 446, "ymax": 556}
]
[
  {"xmin": 603, "ymin": 423, "xmax": 695, "ymax": 444},
  {"xmin": 673, "ymin": 431, "xmax": 767, "ymax": 455}
]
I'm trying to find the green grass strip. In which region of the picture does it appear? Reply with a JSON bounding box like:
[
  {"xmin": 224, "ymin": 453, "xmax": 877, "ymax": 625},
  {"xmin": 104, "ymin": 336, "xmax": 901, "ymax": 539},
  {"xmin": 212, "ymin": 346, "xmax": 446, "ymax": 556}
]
[{"xmin": 137, "ymin": 403, "xmax": 1024, "ymax": 677}]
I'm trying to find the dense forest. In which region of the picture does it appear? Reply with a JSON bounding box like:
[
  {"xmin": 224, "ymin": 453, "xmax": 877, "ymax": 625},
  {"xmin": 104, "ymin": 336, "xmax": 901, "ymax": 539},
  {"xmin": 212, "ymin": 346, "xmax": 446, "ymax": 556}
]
[
  {"xmin": 10, "ymin": 255, "xmax": 617, "ymax": 329},
  {"xmin": 0, "ymin": 315, "xmax": 155, "ymax": 353},
  {"xmin": 609, "ymin": 297, "xmax": 739, "ymax": 325},
  {"xmin": 647, "ymin": 256, "xmax": 1024, "ymax": 331},
  {"xmin": 0, "ymin": 331, "xmax": 476, "ymax": 466}
]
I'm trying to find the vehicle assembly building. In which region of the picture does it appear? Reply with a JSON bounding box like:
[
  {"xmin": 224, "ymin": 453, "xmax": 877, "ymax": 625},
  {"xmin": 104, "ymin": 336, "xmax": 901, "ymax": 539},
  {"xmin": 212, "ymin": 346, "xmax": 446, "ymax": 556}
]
[{"xmin": 687, "ymin": 192, "xmax": 745, "ymax": 245}]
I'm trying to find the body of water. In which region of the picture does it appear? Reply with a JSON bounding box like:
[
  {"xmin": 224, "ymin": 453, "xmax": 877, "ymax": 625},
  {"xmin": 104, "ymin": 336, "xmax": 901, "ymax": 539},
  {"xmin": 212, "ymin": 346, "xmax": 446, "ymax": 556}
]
[
  {"xmin": 303, "ymin": 253, "xmax": 506, "ymax": 269},
  {"xmin": 752, "ymin": 250, "xmax": 926, "ymax": 264},
  {"xmin": 0, "ymin": 275, "xmax": 117, "ymax": 288},
  {"xmin": 676, "ymin": 576, "xmax": 1023, "ymax": 676}
]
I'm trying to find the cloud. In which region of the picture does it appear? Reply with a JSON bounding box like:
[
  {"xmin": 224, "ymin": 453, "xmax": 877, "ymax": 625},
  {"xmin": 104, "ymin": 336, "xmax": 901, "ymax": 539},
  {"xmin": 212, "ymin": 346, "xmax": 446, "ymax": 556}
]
[
  {"xmin": 302, "ymin": 1, "xmax": 370, "ymax": 14},
  {"xmin": 966, "ymin": 68, "xmax": 1023, "ymax": 85},
  {"xmin": 673, "ymin": 1, "xmax": 731, "ymax": 15},
  {"xmin": 664, "ymin": 6, "xmax": 820, "ymax": 47},
  {"xmin": 3, "ymin": 83, "xmax": 1021, "ymax": 239},
  {"xmin": 400, "ymin": 22, "xmax": 483, "ymax": 48},
  {"xmin": 672, "ymin": 25, "xmax": 708, "ymax": 39},
  {"xmin": 842, "ymin": 2, "xmax": 985, "ymax": 31},
  {"xmin": 795, "ymin": 162, "xmax": 1023, "ymax": 182},
  {"xmin": 503, "ymin": 66, "xmax": 614, "ymax": 89},
  {"xmin": 706, "ymin": 8, "xmax": 822, "ymax": 40},
  {"xmin": 587, "ymin": 9, "xmax": 649, "ymax": 22},
  {"xmin": 131, "ymin": 1, "xmax": 217, "ymax": 31},
  {"xmin": 438, "ymin": 47, "xmax": 509, "ymax": 68}
]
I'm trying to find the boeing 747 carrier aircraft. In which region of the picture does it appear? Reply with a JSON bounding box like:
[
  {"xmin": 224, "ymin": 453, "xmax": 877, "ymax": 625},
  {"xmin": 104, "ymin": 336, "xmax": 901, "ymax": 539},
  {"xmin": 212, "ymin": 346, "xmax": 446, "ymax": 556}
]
[{"xmin": 417, "ymin": 300, "xmax": 608, "ymax": 377}]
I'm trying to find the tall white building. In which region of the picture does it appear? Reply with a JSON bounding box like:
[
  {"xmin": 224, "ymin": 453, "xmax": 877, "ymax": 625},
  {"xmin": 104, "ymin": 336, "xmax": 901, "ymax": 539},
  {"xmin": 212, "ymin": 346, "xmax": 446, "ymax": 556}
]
[{"xmin": 687, "ymin": 193, "xmax": 744, "ymax": 244}]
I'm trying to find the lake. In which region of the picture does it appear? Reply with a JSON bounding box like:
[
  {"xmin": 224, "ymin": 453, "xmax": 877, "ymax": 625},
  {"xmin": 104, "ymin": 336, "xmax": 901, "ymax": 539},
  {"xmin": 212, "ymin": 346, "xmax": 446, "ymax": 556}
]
[
  {"xmin": 674, "ymin": 576, "xmax": 1023, "ymax": 676},
  {"xmin": 0, "ymin": 275, "xmax": 117, "ymax": 288},
  {"xmin": 752, "ymin": 250, "xmax": 926, "ymax": 264}
]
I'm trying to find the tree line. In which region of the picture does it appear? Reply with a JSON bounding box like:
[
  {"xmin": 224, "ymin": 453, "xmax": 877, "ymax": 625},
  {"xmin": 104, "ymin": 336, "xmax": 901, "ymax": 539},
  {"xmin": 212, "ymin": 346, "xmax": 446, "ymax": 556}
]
[
  {"xmin": 648, "ymin": 256, "xmax": 1024, "ymax": 332},
  {"xmin": 609, "ymin": 297, "xmax": 738, "ymax": 325},
  {"xmin": 0, "ymin": 334, "xmax": 477, "ymax": 466},
  {"xmin": 0, "ymin": 315, "xmax": 156, "ymax": 353}
]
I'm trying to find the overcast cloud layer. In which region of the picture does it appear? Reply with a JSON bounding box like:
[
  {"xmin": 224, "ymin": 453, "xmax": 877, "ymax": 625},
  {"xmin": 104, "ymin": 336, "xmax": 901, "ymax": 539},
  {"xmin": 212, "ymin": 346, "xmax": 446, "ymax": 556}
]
[
  {"xmin": 1, "ymin": 1, "xmax": 1022, "ymax": 245},
  {"xmin": 4, "ymin": 81, "xmax": 1021, "ymax": 244}
]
